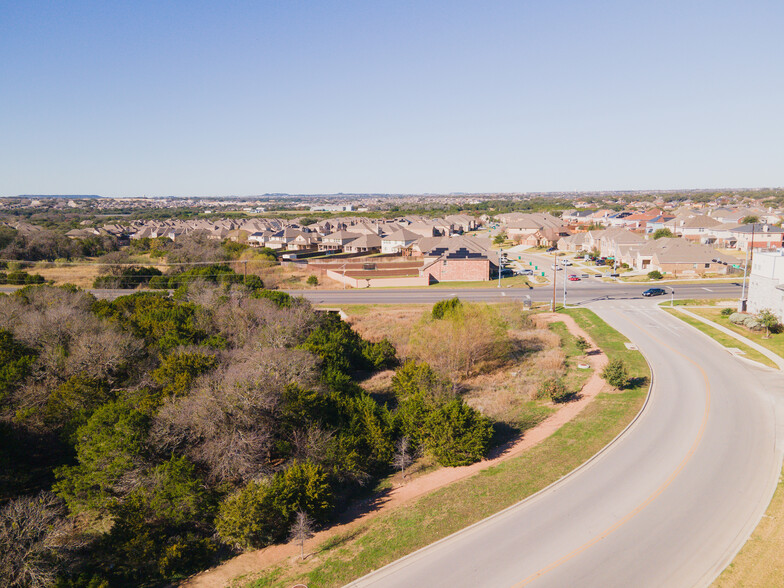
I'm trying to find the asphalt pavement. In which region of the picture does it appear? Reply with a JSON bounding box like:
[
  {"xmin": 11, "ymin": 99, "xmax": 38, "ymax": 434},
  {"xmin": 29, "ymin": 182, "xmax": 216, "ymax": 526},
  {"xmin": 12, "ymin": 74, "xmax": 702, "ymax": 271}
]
[{"xmin": 346, "ymin": 299, "xmax": 784, "ymax": 588}]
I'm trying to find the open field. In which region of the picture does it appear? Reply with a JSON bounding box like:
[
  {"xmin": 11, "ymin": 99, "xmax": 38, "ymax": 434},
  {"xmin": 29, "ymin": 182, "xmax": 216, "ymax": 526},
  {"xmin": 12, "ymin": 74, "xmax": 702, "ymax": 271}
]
[{"xmin": 240, "ymin": 308, "xmax": 649, "ymax": 588}]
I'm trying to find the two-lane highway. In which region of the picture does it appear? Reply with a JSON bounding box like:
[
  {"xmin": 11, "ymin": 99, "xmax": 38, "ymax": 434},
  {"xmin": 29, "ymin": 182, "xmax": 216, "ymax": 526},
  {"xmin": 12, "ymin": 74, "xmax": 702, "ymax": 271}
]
[
  {"xmin": 346, "ymin": 299, "xmax": 783, "ymax": 588},
  {"xmin": 290, "ymin": 282, "xmax": 742, "ymax": 305}
]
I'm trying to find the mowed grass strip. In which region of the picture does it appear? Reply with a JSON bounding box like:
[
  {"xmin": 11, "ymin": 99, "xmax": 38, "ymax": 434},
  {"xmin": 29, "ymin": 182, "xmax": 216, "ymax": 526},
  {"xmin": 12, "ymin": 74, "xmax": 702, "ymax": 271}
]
[
  {"xmin": 687, "ymin": 307, "xmax": 784, "ymax": 360},
  {"xmin": 712, "ymin": 467, "xmax": 784, "ymax": 587},
  {"xmin": 244, "ymin": 309, "xmax": 649, "ymax": 588},
  {"xmin": 662, "ymin": 308, "xmax": 777, "ymax": 369}
]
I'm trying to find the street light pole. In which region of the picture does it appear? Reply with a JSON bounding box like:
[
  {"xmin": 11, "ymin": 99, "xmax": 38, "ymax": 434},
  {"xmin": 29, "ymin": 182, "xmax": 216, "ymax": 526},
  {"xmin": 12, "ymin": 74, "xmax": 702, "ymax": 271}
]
[
  {"xmin": 563, "ymin": 269, "xmax": 567, "ymax": 308},
  {"xmin": 740, "ymin": 223, "xmax": 755, "ymax": 311},
  {"xmin": 498, "ymin": 248, "xmax": 502, "ymax": 288}
]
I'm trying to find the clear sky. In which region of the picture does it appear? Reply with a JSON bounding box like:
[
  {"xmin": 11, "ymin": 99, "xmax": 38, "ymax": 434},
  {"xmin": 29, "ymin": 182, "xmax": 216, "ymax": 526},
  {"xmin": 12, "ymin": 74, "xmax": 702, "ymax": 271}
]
[{"xmin": 1, "ymin": 1, "xmax": 783, "ymax": 197}]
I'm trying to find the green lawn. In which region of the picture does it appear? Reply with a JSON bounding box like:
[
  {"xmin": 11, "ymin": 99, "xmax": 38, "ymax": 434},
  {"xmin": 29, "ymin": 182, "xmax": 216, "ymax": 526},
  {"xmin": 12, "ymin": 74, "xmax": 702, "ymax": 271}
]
[
  {"xmin": 686, "ymin": 307, "xmax": 784, "ymax": 360},
  {"xmin": 662, "ymin": 309, "xmax": 777, "ymax": 369},
  {"xmin": 243, "ymin": 309, "xmax": 649, "ymax": 588}
]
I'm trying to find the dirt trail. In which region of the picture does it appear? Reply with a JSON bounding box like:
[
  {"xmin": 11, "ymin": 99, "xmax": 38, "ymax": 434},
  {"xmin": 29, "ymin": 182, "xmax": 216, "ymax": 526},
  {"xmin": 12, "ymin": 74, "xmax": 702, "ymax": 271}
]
[{"xmin": 183, "ymin": 313, "xmax": 608, "ymax": 588}]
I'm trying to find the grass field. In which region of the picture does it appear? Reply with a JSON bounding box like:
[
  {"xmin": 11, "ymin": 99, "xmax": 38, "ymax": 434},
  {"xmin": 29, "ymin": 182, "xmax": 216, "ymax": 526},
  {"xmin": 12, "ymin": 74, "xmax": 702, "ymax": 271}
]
[
  {"xmin": 242, "ymin": 308, "xmax": 649, "ymax": 588},
  {"xmin": 662, "ymin": 308, "xmax": 777, "ymax": 369}
]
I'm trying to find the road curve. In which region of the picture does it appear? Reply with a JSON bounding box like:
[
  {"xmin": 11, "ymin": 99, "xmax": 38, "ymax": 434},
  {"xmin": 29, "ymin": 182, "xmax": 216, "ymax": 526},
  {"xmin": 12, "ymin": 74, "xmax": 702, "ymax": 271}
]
[{"xmin": 346, "ymin": 300, "xmax": 783, "ymax": 588}]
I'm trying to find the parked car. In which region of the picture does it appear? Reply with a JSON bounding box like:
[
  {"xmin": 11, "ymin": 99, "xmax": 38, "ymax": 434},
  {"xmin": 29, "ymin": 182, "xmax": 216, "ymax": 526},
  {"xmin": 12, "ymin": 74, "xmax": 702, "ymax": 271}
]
[
  {"xmin": 642, "ymin": 288, "xmax": 667, "ymax": 297},
  {"xmin": 516, "ymin": 269, "xmax": 534, "ymax": 276},
  {"xmin": 546, "ymin": 247, "xmax": 557, "ymax": 252},
  {"xmin": 568, "ymin": 275, "xmax": 580, "ymax": 281}
]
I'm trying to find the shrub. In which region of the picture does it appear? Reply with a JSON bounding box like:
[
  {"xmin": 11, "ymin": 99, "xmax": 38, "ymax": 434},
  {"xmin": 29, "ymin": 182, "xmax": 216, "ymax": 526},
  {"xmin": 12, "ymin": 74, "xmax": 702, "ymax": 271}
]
[
  {"xmin": 432, "ymin": 297, "xmax": 462, "ymax": 319},
  {"xmin": 424, "ymin": 399, "xmax": 493, "ymax": 467},
  {"xmin": 575, "ymin": 336, "xmax": 590, "ymax": 352},
  {"xmin": 361, "ymin": 338, "xmax": 398, "ymax": 370},
  {"xmin": 647, "ymin": 270, "xmax": 663, "ymax": 280},
  {"xmin": 537, "ymin": 377, "xmax": 570, "ymax": 402},
  {"xmin": 728, "ymin": 312, "xmax": 746, "ymax": 325},
  {"xmin": 720, "ymin": 307, "xmax": 733, "ymax": 317},
  {"xmin": 306, "ymin": 275, "xmax": 319, "ymax": 286},
  {"xmin": 601, "ymin": 358, "xmax": 629, "ymax": 389}
]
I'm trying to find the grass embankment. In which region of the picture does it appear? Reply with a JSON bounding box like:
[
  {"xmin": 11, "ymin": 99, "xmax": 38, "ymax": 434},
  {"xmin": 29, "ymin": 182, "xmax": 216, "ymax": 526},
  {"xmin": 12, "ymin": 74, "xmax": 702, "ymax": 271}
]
[
  {"xmin": 548, "ymin": 321, "xmax": 592, "ymax": 394},
  {"xmin": 662, "ymin": 308, "xmax": 777, "ymax": 369},
  {"xmin": 243, "ymin": 308, "xmax": 649, "ymax": 588},
  {"xmin": 687, "ymin": 307, "xmax": 784, "ymax": 360},
  {"xmin": 713, "ymin": 471, "xmax": 784, "ymax": 587}
]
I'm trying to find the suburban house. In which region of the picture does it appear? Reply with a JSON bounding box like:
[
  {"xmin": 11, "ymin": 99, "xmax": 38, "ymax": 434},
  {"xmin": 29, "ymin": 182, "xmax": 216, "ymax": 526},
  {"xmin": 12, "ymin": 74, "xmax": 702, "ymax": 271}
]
[
  {"xmin": 381, "ymin": 228, "xmax": 421, "ymax": 254},
  {"xmin": 748, "ymin": 249, "xmax": 784, "ymax": 321},
  {"xmin": 731, "ymin": 223, "xmax": 784, "ymax": 252},
  {"xmin": 319, "ymin": 230, "xmax": 362, "ymax": 252},
  {"xmin": 628, "ymin": 238, "xmax": 735, "ymax": 275},
  {"xmin": 678, "ymin": 215, "xmax": 722, "ymax": 243},
  {"xmin": 343, "ymin": 233, "xmax": 382, "ymax": 254},
  {"xmin": 418, "ymin": 236, "xmax": 494, "ymax": 282}
]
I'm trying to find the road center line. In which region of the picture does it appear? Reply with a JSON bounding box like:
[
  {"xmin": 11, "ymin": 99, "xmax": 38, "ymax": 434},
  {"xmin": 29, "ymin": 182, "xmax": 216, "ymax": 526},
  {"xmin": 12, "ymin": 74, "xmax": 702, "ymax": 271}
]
[{"xmin": 512, "ymin": 308, "xmax": 712, "ymax": 587}]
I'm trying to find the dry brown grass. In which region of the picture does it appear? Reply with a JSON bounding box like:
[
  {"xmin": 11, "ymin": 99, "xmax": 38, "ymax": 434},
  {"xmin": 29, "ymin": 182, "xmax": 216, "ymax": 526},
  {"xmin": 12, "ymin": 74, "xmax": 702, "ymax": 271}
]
[
  {"xmin": 535, "ymin": 348, "xmax": 566, "ymax": 373},
  {"xmin": 344, "ymin": 306, "xmax": 427, "ymax": 358},
  {"xmin": 32, "ymin": 265, "xmax": 102, "ymax": 287}
]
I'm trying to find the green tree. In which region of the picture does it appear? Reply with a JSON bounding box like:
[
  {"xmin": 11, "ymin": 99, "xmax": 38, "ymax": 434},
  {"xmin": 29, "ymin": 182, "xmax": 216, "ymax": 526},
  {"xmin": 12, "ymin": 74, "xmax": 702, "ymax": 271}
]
[
  {"xmin": 0, "ymin": 329, "xmax": 35, "ymax": 406},
  {"xmin": 106, "ymin": 457, "xmax": 216, "ymax": 583},
  {"xmin": 424, "ymin": 399, "xmax": 493, "ymax": 467},
  {"xmin": 361, "ymin": 338, "xmax": 398, "ymax": 370},
  {"xmin": 432, "ymin": 297, "xmax": 462, "ymax": 319},
  {"xmin": 647, "ymin": 270, "xmax": 663, "ymax": 280},
  {"xmin": 493, "ymin": 233, "xmax": 506, "ymax": 245},
  {"xmin": 151, "ymin": 351, "xmax": 218, "ymax": 398},
  {"xmin": 44, "ymin": 375, "xmax": 112, "ymax": 441},
  {"xmin": 601, "ymin": 358, "xmax": 629, "ymax": 389},
  {"xmin": 306, "ymin": 275, "xmax": 319, "ymax": 286},
  {"xmin": 215, "ymin": 480, "xmax": 280, "ymax": 550},
  {"xmin": 652, "ymin": 228, "xmax": 674, "ymax": 239},
  {"xmin": 741, "ymin": 215, "xmax": 759, "ymax": 224},
  {"xmin": 53, "ymin": 400, "xmax": 148, "ymax": 515},
  {"xmin": 757, "ymin": 309, "xmax": 780, "ymax": 339}
]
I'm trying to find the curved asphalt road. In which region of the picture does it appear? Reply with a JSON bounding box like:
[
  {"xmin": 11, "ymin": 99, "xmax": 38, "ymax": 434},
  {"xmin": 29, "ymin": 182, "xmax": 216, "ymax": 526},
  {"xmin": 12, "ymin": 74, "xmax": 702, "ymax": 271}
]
[{"xmin": 346, "ymin": 299, "xmax": 784, "ymax": 588}]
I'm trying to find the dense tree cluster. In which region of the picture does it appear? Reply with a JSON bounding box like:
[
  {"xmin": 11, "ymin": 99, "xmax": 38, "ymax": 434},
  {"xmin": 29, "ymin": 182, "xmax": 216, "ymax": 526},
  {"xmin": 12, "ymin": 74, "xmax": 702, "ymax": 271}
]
[{"xmin": 0, "ymin": 284, "xmax": 494, "ymax": 587}]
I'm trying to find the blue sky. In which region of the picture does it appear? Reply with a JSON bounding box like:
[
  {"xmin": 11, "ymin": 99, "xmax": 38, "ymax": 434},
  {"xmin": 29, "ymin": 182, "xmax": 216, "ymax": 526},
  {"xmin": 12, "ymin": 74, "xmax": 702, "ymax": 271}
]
[{"xmin": 1, "ymin": 1, "xmax": 782, "ymax": 197}]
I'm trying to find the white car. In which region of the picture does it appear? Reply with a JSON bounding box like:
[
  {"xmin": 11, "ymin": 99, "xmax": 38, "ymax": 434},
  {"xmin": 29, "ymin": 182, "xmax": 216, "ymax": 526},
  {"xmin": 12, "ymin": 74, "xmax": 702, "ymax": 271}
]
[
  {"xmin": 550, "ymin": 265, "xmax": 563, "ymax": 271},
  {"xmin": 560, "ymin": 259, "xmax": 573, "ymax": 266}
]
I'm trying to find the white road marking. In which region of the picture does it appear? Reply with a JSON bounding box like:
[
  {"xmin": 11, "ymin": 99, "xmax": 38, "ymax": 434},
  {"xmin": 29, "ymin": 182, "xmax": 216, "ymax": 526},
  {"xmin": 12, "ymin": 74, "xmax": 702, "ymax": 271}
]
[{"xmin": 703, "ymin": 287, "xmax": 713, "ymax": 292}]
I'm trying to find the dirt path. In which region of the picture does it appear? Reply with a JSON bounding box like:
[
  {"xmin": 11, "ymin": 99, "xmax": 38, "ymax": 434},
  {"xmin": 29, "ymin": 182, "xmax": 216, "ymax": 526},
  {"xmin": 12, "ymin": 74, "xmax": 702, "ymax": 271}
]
[{"xmin": 183, "ymin": 313, "xmax": 608, "ymax": 588}]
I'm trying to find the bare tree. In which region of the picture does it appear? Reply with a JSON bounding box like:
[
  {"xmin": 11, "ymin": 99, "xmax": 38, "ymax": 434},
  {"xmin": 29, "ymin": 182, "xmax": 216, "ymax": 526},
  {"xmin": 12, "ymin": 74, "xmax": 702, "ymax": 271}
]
[
  {"xmin": 392, "ymin": 436, "xmax": 414, "ymax": 480},
  {"xmin": 0, "ymin": 492, "xmax": 83, "ymax": 588},
  {"xmin": 288, "ymin": 510, "xmax": 315, "ymax": 560},
  {"xmin": 150, "ymin": 347, "xmax": 320, "ymax": 483}
]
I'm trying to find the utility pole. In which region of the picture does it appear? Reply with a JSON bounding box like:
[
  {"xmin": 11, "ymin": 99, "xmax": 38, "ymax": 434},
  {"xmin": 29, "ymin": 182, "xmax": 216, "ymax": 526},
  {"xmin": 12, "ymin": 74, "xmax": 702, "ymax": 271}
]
[{"xmin": 243, "ymin": 259, "xmax": 247, "ymax": 285}]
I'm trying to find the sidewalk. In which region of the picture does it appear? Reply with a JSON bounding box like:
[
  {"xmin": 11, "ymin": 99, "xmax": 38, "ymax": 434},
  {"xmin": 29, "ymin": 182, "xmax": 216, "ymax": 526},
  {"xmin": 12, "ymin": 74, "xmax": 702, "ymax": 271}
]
[{"xmin": 674, "ymin": 307, "xmax": 784, "ymax": 370}]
